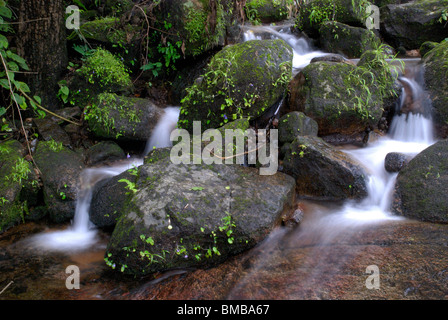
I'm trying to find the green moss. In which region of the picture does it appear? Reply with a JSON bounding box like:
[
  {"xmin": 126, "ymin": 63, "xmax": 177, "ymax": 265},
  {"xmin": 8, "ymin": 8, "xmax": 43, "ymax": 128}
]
[
  {"xmin": 84, "ymin": 93, "xmax": 142, "ymax": 139},
  {"xmin": 179, "ymin": 39, "xmax": 292, "ymax": 132},
  {"xmin": 79, "ymin": 17, "xmax": 138, "ymax": 45},
  {"xmin": 183, "ymin": 0, "xmax": 227, "ymax": 56},
  {"xmin": 78, "ymin": 48, "xmax": 132, "ymax": 92},
  {"xmin": 245, "ymin": 0, "xmax": 292, "ymax": 23}
]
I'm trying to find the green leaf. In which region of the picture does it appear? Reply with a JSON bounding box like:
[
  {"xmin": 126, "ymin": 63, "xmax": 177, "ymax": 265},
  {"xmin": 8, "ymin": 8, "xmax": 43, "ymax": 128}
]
[
  {"xmin": 7, "ymin": 51, "xmax": 29, "ymax": 71},
  {"xmin": 0, "ymin": 78, "xmax": 9, "ymax": 89},
  {"xmin": 14, "ymin": 81, "xmax": 30, "ymax": 93},
  {"xmin": 0, "ymin": 106, "xmax": 6, "ymax": 117},
  {"xmin": 190, "ymin": 186, "xmax": 204, "ymax": 191},
  {"xmin": 33, "ymin": 96, "xmax": 42, "ymax": 104},
  {"xmin": 0, "ymin": 34, "xmax": 8, "ymax": 49},
  {"xmin": 0, "ymin": 5, "xmax": 12, "ymax": 19}
]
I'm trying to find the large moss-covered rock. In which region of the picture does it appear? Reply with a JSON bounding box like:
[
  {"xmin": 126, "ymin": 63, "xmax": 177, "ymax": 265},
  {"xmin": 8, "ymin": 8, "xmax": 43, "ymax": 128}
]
[
  {"xmin": 281, "ymin": 135, "xmax": 368, "ymax": 200},
  {"xmin": 132, "ymin": 0, "xmax": 228, "ymax": 57},
  {"xmin": 288, "ymin": 61, "xmax": 384, "ymax": 137},
  {"xmin": 104, "ymin": 148, "xmax": 296, "ymax": 276},
  {"xmin": 178, "ymin": 39, "xmax": 293, "ymax": 133},
  {"xmin": 319, "ymin": 21, "xmax": 382, "ymax": 58},
  {"xmin": 392, "ymin": 139, "xmax": 448, "ymax": 223},
  {"xmin": 33, "ymin": 141, "xmax": 85, "ymax": 223},
  {"xmin": 85, "ymin": 93, "xmax": 164, "ymax": 141},
  {"xmin": 423, "ymin": 40, "xmax": 448, "ymax": 138},
  {"xmin": 296, "ymin": 0, "xmax": 373, "ymax": 38},
  {"xmin": 79, "ymin": 17, "xmax": 139, "ymax": 45},
  {"xmin": 245, "ymin": 0, "xmax": 291, "ymax": 23},
  {"xmin": 380, "ymin": 0, "xmax": 448, "ymax": 49}
]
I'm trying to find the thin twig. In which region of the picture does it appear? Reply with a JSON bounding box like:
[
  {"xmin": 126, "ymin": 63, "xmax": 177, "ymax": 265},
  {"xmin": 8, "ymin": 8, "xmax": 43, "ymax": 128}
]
[
  {"xmin": 0, "ymin": 17, "xmax": 50, "ymax": 25},
  {"xmin": 18, "ymin": 89, "xmax": 82, "ymax": 126},
  {"xmin": 0, "ymin": 281, "xmax": 13, "ymax": 295}
]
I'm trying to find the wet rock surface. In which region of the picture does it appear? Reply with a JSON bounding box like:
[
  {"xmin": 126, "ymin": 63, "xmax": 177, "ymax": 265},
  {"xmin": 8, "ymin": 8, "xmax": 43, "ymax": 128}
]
[{"xmin": 1, "ymin": 205, "xmax": 447, "ymax": 300}]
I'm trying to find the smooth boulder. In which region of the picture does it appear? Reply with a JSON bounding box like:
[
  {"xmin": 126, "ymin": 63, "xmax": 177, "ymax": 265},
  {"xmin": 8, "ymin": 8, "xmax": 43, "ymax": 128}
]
[
  {"xmin": 423, "ymin": 41, "xmax": 448, "ymax": 138},
  {"xmin": 288, "ymin": 61, "xmax": 384, "ymax": 137},
  {"xmin": 104, "ymin": 148, "xmax": 296, "ymax": 276},
  {"xmin": 380, "ymin": 0, "xmax": 448, "ymax": 49},
  {"xmin": 392, "ymin": 139, "xmax": 448, "ymax": 223},
  {"xmin": 282, "ymin": 135, "xmax": 368, "ymax": 200}
]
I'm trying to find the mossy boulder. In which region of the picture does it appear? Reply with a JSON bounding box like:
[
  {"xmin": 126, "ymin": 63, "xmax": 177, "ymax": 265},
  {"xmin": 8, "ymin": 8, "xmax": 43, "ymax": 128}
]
[
  {"xmin": 85, "ymin": 93, "xmax": 164, "ymax": 141},
  {"xmin": 281, "ymin": 135, "xmax": 368, "ymax": 200},
  {"xmin": 288, "ymin": 61, "xmax": 384, "ymax": 137},
  {"xmin": 79, "ymin": 17, "xmax": 139, "ymax": 45},
  {"xmin": 392, "ymin": 139, "xmax": 448, "ymax": 223},
  {"xmin": 319, "ymin": 21, "xmax": 382, "ymax": 58},
  {"xmin": 33, "ymin": 141, "xmax": 85, "ymax": 223},
  {"xmin": 357, "ymin": 48, "xmax": 401, "ymax": 110},
  {"xmin": 419, "ymin": 41, "xmax": 439, "ymax": 58},
  {"xmin": 0, "ymin": 140, "xmax": 33, "ymax": 233},
  {"xmin": 245, "ymin": 0, "xmax": 291, "ymax": 23},
  {"xmin": 178, "ymin": 39, "xmax": 293, "ymax": 133},
  {"xmin": 84, "ymin": 141, "xmax": 126, "ymax": 166},
  {"xmin": 133, "ymin": 0, "xmax": 227, "ymax": 57},
  {"xmin": 380, "ymin": 0, "xmax": 448, "ymax": 49},
  {"xmin": 67, "ymin": 48, "xmax": 134, "ymax": 108},
  {"xmin": 104, "ymin": 148, "xmax": 296, "ymax": 276},
  {"xmin": 423, "ymin": 40, "xmax": 448, "ymax": 137},
  {"xmin": 296, "ymin": 0, "xmax": 373, "ymax": 38}
]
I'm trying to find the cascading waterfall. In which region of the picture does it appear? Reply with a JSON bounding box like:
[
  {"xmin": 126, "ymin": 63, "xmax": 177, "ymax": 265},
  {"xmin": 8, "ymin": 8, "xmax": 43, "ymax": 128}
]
[
  {"xmin": 338, "ymin": 62, "xmax": 435, "ymax": 223},
  {"xmin": 144, "ymin": 106, "xmax": 180, "ymax": 155},
  {"xmin": 228, "ymin": 59, "xmax": 437, "ymax": 299},
  {"xmin": 242, "ymin": 25, "xmax": 328, "ymax": 72},
  {"xmin": 29, "ymin": 107, "xmax": 180, "ymax": 252},
  {"xmin": 242, "ymin": 25, "xmax": 435, "ymax": 222}
]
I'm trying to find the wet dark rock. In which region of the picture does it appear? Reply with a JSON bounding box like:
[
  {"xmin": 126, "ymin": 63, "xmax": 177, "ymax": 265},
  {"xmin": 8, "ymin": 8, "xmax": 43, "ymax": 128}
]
[
  {"xmin": 278, "ymin": 111, "xmax": 318, "ymax": 144},
  {"xmin": 282, "ymin": 203, "xmax": 305, "ymax": 228},
  {"xmin": 282, "ymin": 135, "xmax": 368, "ymax": 200},
  {"xmin": 422, "ymin": 41, "xmax": 448, "ymax": 138},
  {"xmin": 105, "ymin": 148, "xmax": 296, "ymax": 276},
  {"xmin": 384, "ymin": 152, "xmax": 412, "ymax": 172},
  {"xmin": 84, "ymin": 141, "xmax": 126, "ymax": 166},
  {"xmin": 310, "ymin": 53, "xmax": 354, "ymax": 64},
  {"xmin": 392, "ymin": 139, "xmax": 448, "ymax": 223},
  {"xmin": 33, "ymin": 118, "xmax": 72, "ymax": 147},
  {"xmin": 89, "ymin": 169, "xmax": 136, "ymax": 229},
  {"xmin": 380, "ymin": 0, "xmax": 448, "ymax": 50},
  {"xmin": 33, "ymin": 141, "xmax": 85, "ymax": 223},
  {"xmin": 319, "ymin": 21, "xmax": 382, "ymax": 58}
]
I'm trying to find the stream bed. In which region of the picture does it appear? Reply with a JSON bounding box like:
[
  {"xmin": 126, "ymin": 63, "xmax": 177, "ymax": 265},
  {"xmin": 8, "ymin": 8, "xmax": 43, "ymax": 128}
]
[{"xmin": 0, "ymin": 202, "xmax": 447, "ymax": 300}]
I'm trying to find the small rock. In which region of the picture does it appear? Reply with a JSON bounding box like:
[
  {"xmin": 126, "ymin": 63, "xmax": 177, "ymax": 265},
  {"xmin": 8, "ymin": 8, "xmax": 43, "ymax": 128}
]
[{"xmin": 385, "ymin": 152, "xmax": 412, "ymax": 173}]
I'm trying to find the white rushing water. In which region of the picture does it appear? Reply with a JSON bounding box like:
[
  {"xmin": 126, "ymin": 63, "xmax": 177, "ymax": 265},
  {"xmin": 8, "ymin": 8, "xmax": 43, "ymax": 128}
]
[
  {"xmin": 242, "ymin": 25, "xmax": 328, "ymax": 71},
  {"xmin": 144, "ymin": 106, "xmax": 180, "ymax": 155},
  {"xmin": 337, "ymin": 64, "xmax": 435, "ymax": 224},
  {"xmin": 30, "ymin": 107, "xmax": 179, "ymax": 252}
]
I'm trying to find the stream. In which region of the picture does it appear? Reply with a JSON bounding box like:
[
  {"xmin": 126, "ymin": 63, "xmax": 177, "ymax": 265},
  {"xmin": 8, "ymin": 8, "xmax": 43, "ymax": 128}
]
[{"xmin": 1, "ymin": 25, "xmax": 447, "ymax": 300}]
